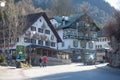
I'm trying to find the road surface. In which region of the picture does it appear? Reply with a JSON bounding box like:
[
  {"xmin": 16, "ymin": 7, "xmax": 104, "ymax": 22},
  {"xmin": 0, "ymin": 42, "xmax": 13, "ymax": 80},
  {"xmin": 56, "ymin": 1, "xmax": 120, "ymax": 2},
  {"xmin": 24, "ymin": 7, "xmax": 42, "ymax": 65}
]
[{"xmin": 0, "ymin": 63, "xmax": 120, "ymax": 80}]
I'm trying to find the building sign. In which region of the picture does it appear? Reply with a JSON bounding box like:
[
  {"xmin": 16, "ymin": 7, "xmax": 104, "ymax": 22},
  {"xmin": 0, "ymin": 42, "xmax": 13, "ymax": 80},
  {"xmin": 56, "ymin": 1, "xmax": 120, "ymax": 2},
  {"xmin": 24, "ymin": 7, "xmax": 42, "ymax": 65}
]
[{"xmin": 16, "ymin": 45, "xmax": 26, "ymax": 61}]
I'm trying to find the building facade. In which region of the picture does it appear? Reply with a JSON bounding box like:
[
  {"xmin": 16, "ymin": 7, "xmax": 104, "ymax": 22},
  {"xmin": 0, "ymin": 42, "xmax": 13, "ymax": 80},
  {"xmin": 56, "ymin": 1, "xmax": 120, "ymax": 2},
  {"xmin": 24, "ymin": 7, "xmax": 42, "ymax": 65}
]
[
  {"xmin": 0, "ymin": 12, "xmax": 71, "ymax": 65},
  {"xmin": 95, "ymin": 31, "xmax": 110, "ymax": 63},
  {"xmin": 51, "ymin": 14, "xmax": 100, "ymax": 62}
]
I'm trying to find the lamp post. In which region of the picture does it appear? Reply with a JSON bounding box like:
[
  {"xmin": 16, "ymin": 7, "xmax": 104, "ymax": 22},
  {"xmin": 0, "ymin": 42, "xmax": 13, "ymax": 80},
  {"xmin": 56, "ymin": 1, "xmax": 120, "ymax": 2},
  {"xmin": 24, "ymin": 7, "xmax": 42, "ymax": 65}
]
[
  {"xmin": 29, "ymin": 31, "xmax": 36, "ymax": 66},
  {"xmin": 0, "ymin": 0, "xmax": 6, "ymax": 7},
  {"xmin": 0, "ymin": 0, "xmax": 6, "ymax": 54}
]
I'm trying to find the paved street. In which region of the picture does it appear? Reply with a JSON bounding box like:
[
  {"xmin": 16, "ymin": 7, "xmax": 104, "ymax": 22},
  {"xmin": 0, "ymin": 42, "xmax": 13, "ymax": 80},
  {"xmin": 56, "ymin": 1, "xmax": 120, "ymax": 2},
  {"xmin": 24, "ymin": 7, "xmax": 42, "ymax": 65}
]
[{"xmin": 0, "ymin": 63, "xmax": 120, "ymax": 80}]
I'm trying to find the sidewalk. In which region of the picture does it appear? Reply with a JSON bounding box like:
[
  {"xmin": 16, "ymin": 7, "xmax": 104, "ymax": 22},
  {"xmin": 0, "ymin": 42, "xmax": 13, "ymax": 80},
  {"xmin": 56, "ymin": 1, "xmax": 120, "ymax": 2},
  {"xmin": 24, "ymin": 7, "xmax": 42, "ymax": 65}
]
[{"xmin": 0, "ymin": 65, "xmax": 16, "ymax": 69}]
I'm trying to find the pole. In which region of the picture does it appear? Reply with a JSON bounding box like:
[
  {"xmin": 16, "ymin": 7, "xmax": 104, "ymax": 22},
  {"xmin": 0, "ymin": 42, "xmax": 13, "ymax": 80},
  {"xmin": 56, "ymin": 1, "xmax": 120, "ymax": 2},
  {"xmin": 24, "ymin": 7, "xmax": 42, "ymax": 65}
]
[
  {"xmin": 29, "ymin": 35, "xmax": 31, "ymax": 66},
  {"xmin": 29, "ymin": 43, "xmax": 31, "ymax": 65},
  {"xmin": 0, "ymin": 2, "xmax": 5, "ymax": 55}
]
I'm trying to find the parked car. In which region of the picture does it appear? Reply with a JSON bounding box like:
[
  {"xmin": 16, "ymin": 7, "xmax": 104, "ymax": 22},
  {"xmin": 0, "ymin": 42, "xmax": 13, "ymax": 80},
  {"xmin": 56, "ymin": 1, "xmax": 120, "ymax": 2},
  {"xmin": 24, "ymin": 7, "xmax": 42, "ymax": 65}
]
[{"xmin": 84, "ymin": 54, "xmax": 95, "ymax": 65}]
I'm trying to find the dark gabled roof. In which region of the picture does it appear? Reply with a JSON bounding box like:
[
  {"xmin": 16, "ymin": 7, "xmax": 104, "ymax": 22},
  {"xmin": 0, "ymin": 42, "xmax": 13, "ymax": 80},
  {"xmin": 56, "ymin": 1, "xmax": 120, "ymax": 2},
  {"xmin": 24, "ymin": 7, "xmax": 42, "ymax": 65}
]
[
  {"xmin": 52, "ymin": 13, "xmax": 100, "ymax": 31},
  {"xmin": 25, "ymin": 12, "xmax": 62, "ymax": 43},
  {"xmin": 78, "ymin": 13, "xmax": 94, "ymax": 24},
  {"xmin": 77, "ymin": 13, "xmax": 100, "ymax": 31},
  {"xmin": 53, "ymin": 15, "xmax": 79, "ymax": 29},
  {"xmin": 52, "ymin": 16, "xmax": 63, "ymax": 23}
]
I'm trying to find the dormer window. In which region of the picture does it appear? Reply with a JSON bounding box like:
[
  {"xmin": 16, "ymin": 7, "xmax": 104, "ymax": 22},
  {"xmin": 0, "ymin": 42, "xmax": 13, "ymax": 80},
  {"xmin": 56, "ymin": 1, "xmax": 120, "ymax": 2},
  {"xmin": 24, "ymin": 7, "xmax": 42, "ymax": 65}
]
[
  {"xmin": 31, "ymin": 39, "xmax": 36, "ymax": 44},
  {"xmin": 45, "ymin": 30, "xmax": 50, "ymax": 34}
]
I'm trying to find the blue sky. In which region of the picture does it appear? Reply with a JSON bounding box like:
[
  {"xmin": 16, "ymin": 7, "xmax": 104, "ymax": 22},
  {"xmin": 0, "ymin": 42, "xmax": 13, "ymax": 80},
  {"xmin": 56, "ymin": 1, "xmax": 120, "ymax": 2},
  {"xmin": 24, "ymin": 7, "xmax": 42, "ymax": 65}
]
[{"xmin": 105, "ymin": 0, "xmax": 119, "ymax": 10}]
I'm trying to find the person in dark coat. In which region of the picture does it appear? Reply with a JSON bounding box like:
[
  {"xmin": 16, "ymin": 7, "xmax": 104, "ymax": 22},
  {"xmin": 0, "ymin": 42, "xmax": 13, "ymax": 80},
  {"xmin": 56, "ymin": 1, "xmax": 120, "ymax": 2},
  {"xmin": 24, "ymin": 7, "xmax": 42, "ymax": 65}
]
[{"xmin": 39, "ymin": 57, "xmax": 42, "ymax": 67}]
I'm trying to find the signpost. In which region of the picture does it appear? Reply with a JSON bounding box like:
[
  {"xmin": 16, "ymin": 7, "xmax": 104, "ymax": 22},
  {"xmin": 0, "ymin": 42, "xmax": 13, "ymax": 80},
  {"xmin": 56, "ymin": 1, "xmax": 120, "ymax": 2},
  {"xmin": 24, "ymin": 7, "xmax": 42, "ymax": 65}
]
[{"xmin": 16, "ymin": 45, "xmax": 26, "ymax": 61}]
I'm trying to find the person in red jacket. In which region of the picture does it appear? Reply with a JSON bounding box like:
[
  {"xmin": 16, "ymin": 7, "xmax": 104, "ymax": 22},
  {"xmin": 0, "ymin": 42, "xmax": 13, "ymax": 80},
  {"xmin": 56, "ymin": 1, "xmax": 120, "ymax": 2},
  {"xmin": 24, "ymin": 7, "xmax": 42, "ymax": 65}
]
[{"xmin": 42, "ymin": 55, "xmax": 47, "ymax": 67}]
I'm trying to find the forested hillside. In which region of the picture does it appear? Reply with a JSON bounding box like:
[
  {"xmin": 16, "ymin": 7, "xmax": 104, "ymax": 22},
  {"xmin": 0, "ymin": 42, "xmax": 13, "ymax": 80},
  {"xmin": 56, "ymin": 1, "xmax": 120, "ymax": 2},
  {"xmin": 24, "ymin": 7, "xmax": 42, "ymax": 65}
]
[{"xmin": 15, "ymin": 0, "xmax": 115, "ymax": 24}]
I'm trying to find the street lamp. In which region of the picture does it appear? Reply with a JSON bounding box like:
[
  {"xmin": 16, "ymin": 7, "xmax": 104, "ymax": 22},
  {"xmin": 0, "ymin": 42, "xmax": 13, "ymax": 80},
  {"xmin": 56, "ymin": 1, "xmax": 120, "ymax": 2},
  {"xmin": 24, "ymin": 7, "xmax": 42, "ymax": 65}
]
[
  {"xmin": 29, "ymin": 31, "xmax": 36, "ymax": 66},
  {"xmin": 0, "ymin": 1, "xmax": 6, "ymax": 7},
  {"xmin": 0, "ymin": 0, "xmax": 6, "ymax": 54}
]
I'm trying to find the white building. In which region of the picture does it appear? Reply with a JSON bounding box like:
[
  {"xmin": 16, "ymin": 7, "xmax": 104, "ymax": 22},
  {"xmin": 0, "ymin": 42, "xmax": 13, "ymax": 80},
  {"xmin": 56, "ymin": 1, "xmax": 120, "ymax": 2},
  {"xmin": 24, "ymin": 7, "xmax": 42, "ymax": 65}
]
[
  {"xmin": 0, "ymin": 12, "xmax": 71, "ymax": 65},
  {"xmin": 0, "ymin": 12, "xmax": 62, "ymax": 53},
  {"xmin": 95, "ymin": 31, "xmax": 110, "ymax": 63},
  {"xmin": 95, "ymin": 31, "xmax": 110, "ymax": 50},
  {"xmin": 50, "ymin": 14, "xmax": 100, "ymax": 62}
]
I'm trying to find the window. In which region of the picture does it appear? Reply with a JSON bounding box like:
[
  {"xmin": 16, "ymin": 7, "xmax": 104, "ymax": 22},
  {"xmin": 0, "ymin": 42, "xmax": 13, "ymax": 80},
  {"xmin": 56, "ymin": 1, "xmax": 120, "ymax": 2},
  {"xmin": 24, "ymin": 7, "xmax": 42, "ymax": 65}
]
[
  {"xmin": 17, "ymin": 38, "xmax": 19, "ymax": 42},
  {"xmin": 38, "ymin": 28, "xmax": 43, "ymax": 33},
  {"xmin": 31, "ymin": 39, "xmax": 36, "ymax": 44},
  {"xmin": 38, "ymin": 40, "xmax": 43, "ymax": 46},
  {"xmin": 61, "ymin": 42, "xmax": 64, "ymax": 47},
  {"xmin": 0, "ymin": 40, "xmax": 3, "ymax": 44},
  {"xmin": 105, "ymin": 38, "xmax": 107, "ymax": 41},
  {"xmin": 63, "ymin": 29, "xmax": 77, "ymax": 39},
  {"xmin": 89, "ymin": 42, "xmax": 93, "ymax": 48},
  {"xmin": 73, "ymin": 40, "xmax": 78, "ymax": 47},
  {"xmin": 96, "ymin": 45, "xmax": 97, "ymax": 48},
  {"xmin": 51, "ymin": 42, "xmax": 55, "ymax": 47},
  {"xmin": 31, "ymin": 26, "xmax": 36, "ymax": 31},
  {"xmin": 81, "ymin": 41, "xmax": 86, "ymax": 48},
  {"xmin": 45, "ymin": 41, "xmax": 50, "ymax": 46},
  {"xmin": 78, "ymin": 32, "xmax": 84, "ymax": 38},
  {"xmin": 100, "ymin": 45, "xmax": 102, "ymax": 48},
  {"xmin": 45, "ymin": 30, "xmax": 50, "ymax": 34}
]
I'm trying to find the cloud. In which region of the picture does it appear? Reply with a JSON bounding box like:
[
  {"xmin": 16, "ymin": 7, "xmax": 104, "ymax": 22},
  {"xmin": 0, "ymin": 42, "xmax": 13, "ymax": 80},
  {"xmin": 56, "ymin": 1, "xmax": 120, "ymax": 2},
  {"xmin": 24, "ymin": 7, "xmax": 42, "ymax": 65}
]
[{"xmin": 105, "ymin": 0, "xmax": 119, "ymax": 10}]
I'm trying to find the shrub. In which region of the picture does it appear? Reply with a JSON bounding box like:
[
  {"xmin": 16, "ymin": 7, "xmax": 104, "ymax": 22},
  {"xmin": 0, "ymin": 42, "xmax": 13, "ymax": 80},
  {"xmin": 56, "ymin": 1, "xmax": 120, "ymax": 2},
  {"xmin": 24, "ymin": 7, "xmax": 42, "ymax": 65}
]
[{"xmin": 0, "ymin": 54, "xmax": 5, "ymax": 63}]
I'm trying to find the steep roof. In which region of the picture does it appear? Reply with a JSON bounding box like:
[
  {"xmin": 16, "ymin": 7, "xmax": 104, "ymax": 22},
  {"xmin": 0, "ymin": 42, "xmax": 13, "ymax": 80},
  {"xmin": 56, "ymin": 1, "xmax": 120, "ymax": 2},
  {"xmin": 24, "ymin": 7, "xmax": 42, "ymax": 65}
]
[
  {"xmin": 53, "ymin": 15, "xmax": 78, "ymax": 29},
  {"xmin": 52, "ymin": 13, "xmax": 100, "ymax": 31},
  {"xmin": 25, "ymin": 12, "xmax": 62, "ymax": 43},
  {"xmin": 78, "ymin": 13, "xmax": 100, "ymax": 31}
]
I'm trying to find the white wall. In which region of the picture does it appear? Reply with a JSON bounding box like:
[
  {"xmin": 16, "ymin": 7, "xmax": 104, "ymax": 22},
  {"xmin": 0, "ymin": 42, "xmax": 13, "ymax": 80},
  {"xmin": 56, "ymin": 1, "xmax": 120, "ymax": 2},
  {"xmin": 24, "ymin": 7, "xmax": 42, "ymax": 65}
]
[
  {"xmin": 10, "ymin": 16, "xmax": 58, "ymax": 49},
  {"xmin": 95, "ymin": 37, "xmax": 110, "ymax": 49}
]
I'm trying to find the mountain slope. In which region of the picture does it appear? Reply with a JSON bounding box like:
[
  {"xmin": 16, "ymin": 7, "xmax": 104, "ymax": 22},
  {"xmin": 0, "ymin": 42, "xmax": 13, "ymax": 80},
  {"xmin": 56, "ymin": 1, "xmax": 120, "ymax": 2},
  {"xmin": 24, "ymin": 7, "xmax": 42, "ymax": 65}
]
[{"xmin": 15, "ymin": 0, "xmax": 114, "ymax": 24}]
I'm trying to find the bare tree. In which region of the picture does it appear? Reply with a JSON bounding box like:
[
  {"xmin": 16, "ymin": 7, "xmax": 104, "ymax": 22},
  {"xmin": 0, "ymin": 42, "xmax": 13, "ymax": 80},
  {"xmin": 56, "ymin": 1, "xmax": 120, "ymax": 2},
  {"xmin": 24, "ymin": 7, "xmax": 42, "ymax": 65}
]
[
  {"xmin": 104, "ymin": 10, "xmax": 120, "ymax": 42},
  {"xmin": 104, "ymin": 10, "xmax": 120, "ymax": 67},
  {"xmin": 47, "ymin": 0, "xmax": 73, "ymax": 17},
  {"xmin": 79, "ymin": 2, "xmax": 90, "ymax": 14},
  {"xmin": 0, "ymin": 0, "xmax": 42, "ymax": 51}
]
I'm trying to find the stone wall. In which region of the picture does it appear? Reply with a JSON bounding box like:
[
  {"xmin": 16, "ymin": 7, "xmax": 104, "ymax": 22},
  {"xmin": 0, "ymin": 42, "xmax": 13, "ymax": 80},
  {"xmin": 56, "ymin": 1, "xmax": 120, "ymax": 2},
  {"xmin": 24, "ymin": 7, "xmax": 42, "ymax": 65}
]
[
  {"xmin": 47, "ymin": 57, "xmax": 71, "ymax": 66},
  {"xmin": 32, "ymin": 56, "xmax": 71, "ymax": 66}
]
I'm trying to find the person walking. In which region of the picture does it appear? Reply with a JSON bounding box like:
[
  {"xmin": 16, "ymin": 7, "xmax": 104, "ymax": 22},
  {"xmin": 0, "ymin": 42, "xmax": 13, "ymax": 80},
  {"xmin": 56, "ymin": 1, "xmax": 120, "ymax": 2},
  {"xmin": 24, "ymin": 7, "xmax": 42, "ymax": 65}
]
[
  {"xmin": 39, "ymin": 57, "xmax": 42, "ymax": 67},
  {"xmin": 42, "ymin": 55, "xmax": 47, "ymax": 67}
]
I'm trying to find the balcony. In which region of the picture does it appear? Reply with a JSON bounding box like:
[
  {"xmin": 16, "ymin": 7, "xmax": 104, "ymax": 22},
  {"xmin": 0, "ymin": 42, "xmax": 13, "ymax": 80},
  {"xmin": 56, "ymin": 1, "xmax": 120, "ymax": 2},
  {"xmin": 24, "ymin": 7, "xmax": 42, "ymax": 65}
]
[{"xmin": 78, "ymin": 36, "xmax": 92, "ymax": 40}]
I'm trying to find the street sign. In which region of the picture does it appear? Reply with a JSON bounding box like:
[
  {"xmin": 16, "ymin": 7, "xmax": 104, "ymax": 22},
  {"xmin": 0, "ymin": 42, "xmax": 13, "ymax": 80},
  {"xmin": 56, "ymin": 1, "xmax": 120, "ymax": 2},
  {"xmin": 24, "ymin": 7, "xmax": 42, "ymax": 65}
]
[{"xmin": 16, "ymin": 45, "xmax": 26, "ymax": 61}]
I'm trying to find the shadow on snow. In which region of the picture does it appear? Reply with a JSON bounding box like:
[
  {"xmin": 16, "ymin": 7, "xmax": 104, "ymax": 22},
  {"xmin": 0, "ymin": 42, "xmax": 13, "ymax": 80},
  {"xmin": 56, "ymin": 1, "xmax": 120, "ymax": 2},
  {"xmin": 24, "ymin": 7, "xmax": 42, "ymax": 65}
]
[{"xmin": 25, "ymin": 65, "xmax": 120, "ymax": 80}]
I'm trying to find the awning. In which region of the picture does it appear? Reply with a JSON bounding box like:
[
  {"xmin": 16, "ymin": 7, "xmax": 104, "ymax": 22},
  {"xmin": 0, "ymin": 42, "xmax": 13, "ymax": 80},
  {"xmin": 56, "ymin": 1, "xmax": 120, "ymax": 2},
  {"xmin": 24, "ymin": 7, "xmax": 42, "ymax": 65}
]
[{"xmin": 26, "ymin": 44, "xmax": 41, "ymax": 48}]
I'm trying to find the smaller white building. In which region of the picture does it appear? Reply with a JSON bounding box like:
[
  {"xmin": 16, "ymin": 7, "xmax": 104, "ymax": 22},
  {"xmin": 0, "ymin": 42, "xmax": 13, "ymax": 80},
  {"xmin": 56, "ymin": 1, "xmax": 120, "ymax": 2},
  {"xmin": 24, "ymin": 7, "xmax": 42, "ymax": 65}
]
[
  {"xmin": 95, "ymin": 31, "xmax": 110, "ymax": 50},
  {"xmin": 95, "ymin": 31, "xmax": 110, "ymax": 62}
]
